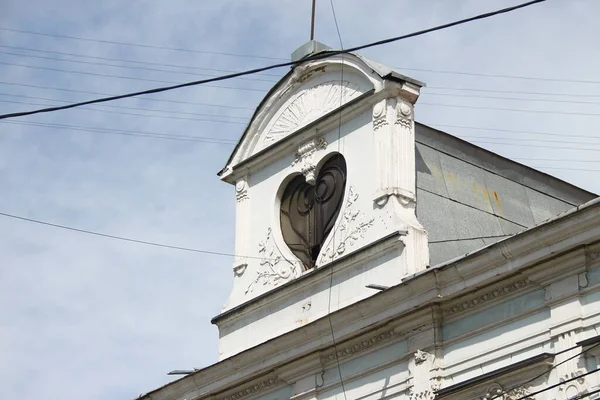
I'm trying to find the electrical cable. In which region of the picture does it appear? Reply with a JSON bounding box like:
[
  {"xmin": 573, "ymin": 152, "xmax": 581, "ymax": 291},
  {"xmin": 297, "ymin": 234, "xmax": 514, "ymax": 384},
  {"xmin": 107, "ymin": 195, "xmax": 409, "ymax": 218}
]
[
  {"xmin": 1, "ymin": 120, "xmax": 238, "ymax": 144},
  {"xmin": 511, "ymin": 366, "xmax": 600, "ymax": 400},
  {"xmin": 0, "ymin": 99, "xmax": 247, "ymax": 125},
  {"xmin": 0, "ymin": 0, "xmax": 546, "ymax": 121},
  {"xmin": 425, "ymin": 86, "xmax": 600, "ymax": 99},
  {"xmin": 0, "ymin": 44, "xmax": 283, "ymax": 77},
  {"xmin": 0, "ymin": 81, "xmax": 255, "ymax": 110},
  {"xmin": 0, "ymin": 60, "xmax": 269, "ymax": 92},
  {"xmin": 465, "ymin": 139, "xmax": 600, "ymax": 153},
  {"xmin": 0, "ymin": 92, "xmax": 251, "ymax": 119},
  {"xmin": 457, "ymin": 135, "xmax": 600, "ymax": 146},
  {"xmin": 326, "ymin": 0, "xmax": 350, "ymax": 396},
  {"xmin": 0, "ymin": 211, "xmax": 277, "ymax": 260},
  {"xmin": 0, "ymin": 51, "xmax": 279, "ymax": 83},
  {"xmin": 426, "ymin": 123, "xmax": 600, "ymax": 140},
  {"xmin": 489, "ymin": 341, "xmax": 600, "ymax": 400},
  {"xmin": 571, "ymin": 387, "xmax": 600, "ymax": 400},
  {"xmin": 419, "ymin": 101, "xmax": 600, "ymax": 118},
  {"xmin": 424, "ymin": 91, "xmax": 600, "ymax": 106},
  {"xmin": 0, "ymin": 27, "xmax": 287, "ymax": 61},
  {"xmin": 399, "ymin": 65, "xmax": 600, "ymax": 85},
  {"xmin": 429, "ymin": 234, "xmax": 513, "ymax": 244}
]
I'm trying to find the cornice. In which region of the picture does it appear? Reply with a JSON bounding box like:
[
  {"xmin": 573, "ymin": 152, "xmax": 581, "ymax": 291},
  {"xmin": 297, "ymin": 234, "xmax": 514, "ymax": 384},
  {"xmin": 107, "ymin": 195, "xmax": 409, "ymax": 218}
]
[{"xmin": 140, "ymin": 199, "xmax": 600, "ymax": 400}]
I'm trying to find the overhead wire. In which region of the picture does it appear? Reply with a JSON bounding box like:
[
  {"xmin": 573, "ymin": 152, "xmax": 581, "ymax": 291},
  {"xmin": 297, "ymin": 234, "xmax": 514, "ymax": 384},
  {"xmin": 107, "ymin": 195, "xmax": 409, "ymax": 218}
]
[
  {"xmin": 0, "ymin": 211, "xmax": 275, "ymax": 260},
  {"xmin": 425, "ymin": 85, "xmax": 600, "ymax": 98},
  {"xmin": 326, "ymin": 0, "xmax": 350, "ymax": 399},
  {"xmin": 0, "ymin": 0, "xmax": 547, "ymax": 120},
  {"xmin": 0, "ymin": 50, "xmax": 279, "ymax": 83},
  {"xmin": 0, "ymin": 60, "xmax": 270, "ymax": 92},
  {"xmin": 1, "ymin": 120, "xmax": 238, "ymax": 144},
  {"xmin": 489, "ymin": 341, "xmax": 600, "ymax": 400},
  {"xmin": 426, "ymin": 123, "xmax": 600, "ymax": 140},
  {"xmin": 0, "ymin": 99, "xmax": 248, "ymax": 125},
  {"xmin": 424, "ymin": 91, "xmax": 600, "ymax": 106},
  {"xmin": 0, "ymin": 26, "xmax": 287, "ymax": 61},
  {"xmin": 0, "ymin": 44, "xmax": 283, "ymax": 77},
  {"xmin": 0, "ymin": 93, "xmax": 251, "ymax": 120},
  {"xmin": 398, "ymin": 65, "xmax": 600, "ymax": 85},
  {"xmin": 418, "ymin": 101, "xmax": 600, "ymax": 118},
  {"xmin": 0, "ymin": 81, "xmax": 256, "ymax": 109}
]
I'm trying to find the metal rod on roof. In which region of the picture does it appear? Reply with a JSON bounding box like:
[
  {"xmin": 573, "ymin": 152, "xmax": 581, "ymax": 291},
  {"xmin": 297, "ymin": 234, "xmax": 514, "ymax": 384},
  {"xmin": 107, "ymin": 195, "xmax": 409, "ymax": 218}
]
[{"xmin": 310, "ymin": 0, "xmax": 316, "ymax": 40}]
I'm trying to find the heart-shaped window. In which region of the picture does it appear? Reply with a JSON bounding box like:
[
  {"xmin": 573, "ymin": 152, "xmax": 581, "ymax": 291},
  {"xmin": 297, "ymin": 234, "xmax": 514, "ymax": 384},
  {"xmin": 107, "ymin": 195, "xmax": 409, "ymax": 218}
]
[{"xmin": 280, "ymin": 154, "xmax": 346, "ymax": 269}]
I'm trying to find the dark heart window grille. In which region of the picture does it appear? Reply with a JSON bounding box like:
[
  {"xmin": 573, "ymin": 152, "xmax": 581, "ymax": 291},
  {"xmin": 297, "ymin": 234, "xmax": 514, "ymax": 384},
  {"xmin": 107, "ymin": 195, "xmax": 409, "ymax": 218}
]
[{"xmin": 280, "ymin": 154, "xmax": 347, "ymax": 269}]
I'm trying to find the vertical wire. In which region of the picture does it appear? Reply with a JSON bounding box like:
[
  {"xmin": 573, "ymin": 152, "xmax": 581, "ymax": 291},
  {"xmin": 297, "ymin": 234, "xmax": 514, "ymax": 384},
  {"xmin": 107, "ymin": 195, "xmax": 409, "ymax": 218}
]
[{"xmin": 326, "ymin": 1, "xmax": 349, "ymax": 400}]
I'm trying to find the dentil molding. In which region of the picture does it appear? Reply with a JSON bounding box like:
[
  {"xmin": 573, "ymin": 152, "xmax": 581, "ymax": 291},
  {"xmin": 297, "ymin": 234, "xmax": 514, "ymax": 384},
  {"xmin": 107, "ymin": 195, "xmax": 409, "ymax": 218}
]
[{"xmin": 443, "ymin": 278, "xmax": 532, "ymax": 317}]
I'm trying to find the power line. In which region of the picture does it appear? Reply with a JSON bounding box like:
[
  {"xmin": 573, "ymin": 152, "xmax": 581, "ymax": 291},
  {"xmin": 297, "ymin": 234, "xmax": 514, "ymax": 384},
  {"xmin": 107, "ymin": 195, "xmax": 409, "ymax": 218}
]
[
  {"xmin": 0, "ymin": 50, "xmax": 279, "ymax": 83},
  {"xmin": 468, "ymin": 139, "xmax": 600, "ymax": 152},
  {"xmin": 0, "ymin": 99, "xmax": 248, "ymax": 125},
  {"xmin": 0, "ymin": 27, "xmax": 287, "ymax": 61},
  {"xmin": 2, "ymin": 120, "xmax": 238, "ymax": 144},
  {"xmin": 529, "ymin": 166, "xmax": 600, "ymax": 172},
  {"xmin": 0, "ymin": 0, "xmax": 547, "ymax": 121},
  {"xmin": 512, "ymin": 366, "xmax": 600, "ymax": 400},
  {"xmin": 425, "ymin": 86, "xmax": 600, "ymax": 99},
  {"xmin": 0, "ymin": 211, "xmax": 271, "ymax": 259},
  {"xmin": 0, "ymin": 61, "xmax": 269, "ymax": 92},
  {"xmin": 427, "ymin": 123, "xmax": 600, "ymax": 140},
  {"xmin": 419, "ymin": 101, "xmax": 600, "ymax": 118},
  {"xmin": 512, "ymin": 158, "xmax": 600, "ymax": 163},
  {"xmin": 0, "ymin": 44, "xmax": 283, "ymax": 77},
  {"xmin": 490, "ymin": 342, "xmax": 600, "ymax": 400},
  {"xmin": 424, "ymin": 91, "xmax": 600, "ymax": 106},
  {"xmin": 0, "ymin": 93, "xmax": 250, "ymax": 120},
  {"xmin": 0, "ymin": 81, "xmax": 256, "ymax": 110},
  {"xmin": 430, "ymin": 234, "xmax": 512, "ymax": 244},
  {"xmin": 457, "ymin": 135, "xmax": 600, "ymax": 146},
  {"xmin": 399, "ymin": 66, "xmax": 600, "ymax": 84}
]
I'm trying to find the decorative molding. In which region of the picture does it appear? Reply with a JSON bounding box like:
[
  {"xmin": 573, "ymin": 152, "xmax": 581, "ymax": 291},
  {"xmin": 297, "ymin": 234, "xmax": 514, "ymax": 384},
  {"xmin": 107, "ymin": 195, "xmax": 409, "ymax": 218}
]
[
  {"xmin": 259, "ymin": 81, "xmax": 361, "ymax": 150},
  {"xmin": 480, "ymin": 383, "xmax": 531, "ymax": 400},
  {"xmin": 235, "ymin": 178, "xmax": 249, "ymax": 202},
  {"xmin": 395, "ymin": 101, "xmax": 412, "ymax": 129},
  {"xmin": 221, "ymin": 377, "xmax": 280, "ymax": 400},
  {"xmin": 291, "ymin": 137, "xmax": 328, "ymax": 185},
  {"xmin": 414, "ymin": 349, "xmax": 429, "ymax": 365},
  {"xmin": 372, "ymin": 97, "xmax": 416, "ymax": 206},
  {"xmin": 246, "ymin": 228, "xmax": 299, "ymax": 294},
  {"xmin": 321, "ymin": 328, "xmax": 397, "ymax": 365},
  {"xmin": 443, "ymin": 278, "xmax": 532, "ymax": 317},
  {"xmin": 372, "ymin": 100, "xmax": 388, "ymax": 131},
  {"xmin": 233, "ymin": 263, "xmax": 248, "ymax": 277},
  {"xmin": 409, "ymin": 389, "xmax": 435, "ymax": 400},
  {"xmin": 324, "ymin": 186, "xmax": 375, "ymax": 261}
]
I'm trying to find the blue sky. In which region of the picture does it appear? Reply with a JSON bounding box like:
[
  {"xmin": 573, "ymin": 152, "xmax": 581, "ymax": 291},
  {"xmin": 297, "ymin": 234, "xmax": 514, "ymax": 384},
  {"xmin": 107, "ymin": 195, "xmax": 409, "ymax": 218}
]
[{"xmin": 1, "ymin": 1, "xmax": 599, "ymax": 399}]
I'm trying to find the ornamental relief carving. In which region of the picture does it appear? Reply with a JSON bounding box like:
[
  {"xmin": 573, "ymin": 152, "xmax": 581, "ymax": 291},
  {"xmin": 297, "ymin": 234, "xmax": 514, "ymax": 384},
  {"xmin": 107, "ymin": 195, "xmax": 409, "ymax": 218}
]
[
  {"xmin": 220, "ymin": 376, "xmax": 280, "ymax": 400},
  {"xmin": 291, "ymin": 137, "xmax": 328, "ymax": 185},
  {"xmin": 372, "ymin": 100, "xmax": 388, "ymax": 131},
  {"xmin": 396, "ymin": 102, "xmax": 412, "ymax": 129},
  {"xmin": 235, "ymin": 178, "xmax": 249, "ymax": 202},
  {"xmin": 321, "ymin": 328, "xmax": 397, "ymax": 365},
  {"xmin": 246, "ymin": 228, "xmax": 300, "ymax": 294},
  {"xmin": 323, "ymin": 186, "xmax": 375, "ymax": 262},
  {"xmin": 256, "ymin": 80, "xmax": 362, "ymax": 151},
  {"xmin": 480, "ymin": 383, "xmax": 531, "ymax": 400},
  {"xmin": 443, "ymin": 278, "xmax": 532, "ymax": 317}
]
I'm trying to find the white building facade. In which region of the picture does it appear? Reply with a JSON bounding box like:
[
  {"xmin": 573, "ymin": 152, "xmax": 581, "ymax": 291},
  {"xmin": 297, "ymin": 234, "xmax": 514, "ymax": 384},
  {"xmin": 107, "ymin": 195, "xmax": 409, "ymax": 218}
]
[{"xmin": 139, "ymin": 46, "xmax": 600, "ymax": 400}]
